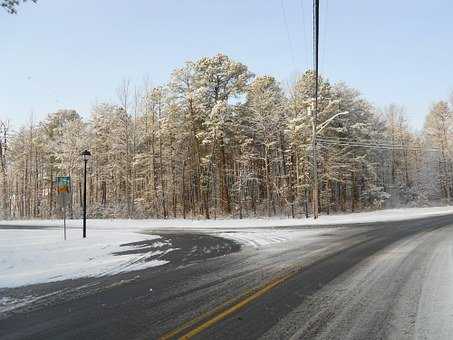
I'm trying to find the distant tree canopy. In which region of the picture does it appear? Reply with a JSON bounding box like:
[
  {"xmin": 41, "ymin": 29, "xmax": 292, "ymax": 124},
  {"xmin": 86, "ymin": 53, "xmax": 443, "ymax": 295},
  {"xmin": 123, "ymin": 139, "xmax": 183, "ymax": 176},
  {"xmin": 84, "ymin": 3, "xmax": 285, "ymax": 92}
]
[
  {"xmin": 1, "ymin": 0, "xmax": 36, "ymax": 14},
  {"xmin": 1, "ymin": 54, "xmax": 452, "ymax": 220}
]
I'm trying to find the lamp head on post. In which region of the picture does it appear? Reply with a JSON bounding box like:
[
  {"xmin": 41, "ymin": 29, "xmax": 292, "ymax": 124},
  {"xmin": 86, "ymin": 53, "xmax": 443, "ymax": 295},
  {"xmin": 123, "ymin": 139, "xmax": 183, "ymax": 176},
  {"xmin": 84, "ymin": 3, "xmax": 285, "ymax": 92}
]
[{"xmin": 82, "ymin": 150, "xmax": 91, "ymax": 162}]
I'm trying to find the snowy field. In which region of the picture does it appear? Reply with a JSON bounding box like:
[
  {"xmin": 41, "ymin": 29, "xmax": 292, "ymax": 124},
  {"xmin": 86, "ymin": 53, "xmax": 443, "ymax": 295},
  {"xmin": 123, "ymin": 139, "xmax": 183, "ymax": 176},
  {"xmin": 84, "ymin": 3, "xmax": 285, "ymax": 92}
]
[
  {"xmin": 1, "ymin": 206, "xmax": 453, "ymax": 289},
  {"xmin": 0, "ymin": 229, "xmax": 170, "ymax": 289},
  {"xmin": 2, "ymin": 206, "xmax": 453, "ymax": 231}
]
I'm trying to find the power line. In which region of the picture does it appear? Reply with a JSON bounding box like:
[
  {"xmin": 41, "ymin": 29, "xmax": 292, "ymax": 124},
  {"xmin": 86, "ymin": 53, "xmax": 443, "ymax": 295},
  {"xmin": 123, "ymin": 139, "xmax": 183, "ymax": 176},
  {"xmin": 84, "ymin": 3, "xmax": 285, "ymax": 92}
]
[
  {"xmin": 316, "ymin": 138, "xmax": 440, "ymax": 152},
  {"xmin": 319, "ymin": 142, "xmax": 439, "ymax": 152},
  {"xmin": 280, "ymin": 0, "xmax": 297, "ymax": 70},
  {"xmin": 317, "ymin": 135, "xmax": 437, "ymax": 148},
  {"xmin": 316, "ymin": 134, "xmax": 422, "ymax": 144},
  {"xmin": 299, "ymin": 0, "xmax": 309, "ymax": 70},
  {"xmin": 318, "ymin": 136, "xmax": 427, "ymax": 146},
  {"xmin": 320, "ymin": 0, "xmax": 329, "ymax": 72}
]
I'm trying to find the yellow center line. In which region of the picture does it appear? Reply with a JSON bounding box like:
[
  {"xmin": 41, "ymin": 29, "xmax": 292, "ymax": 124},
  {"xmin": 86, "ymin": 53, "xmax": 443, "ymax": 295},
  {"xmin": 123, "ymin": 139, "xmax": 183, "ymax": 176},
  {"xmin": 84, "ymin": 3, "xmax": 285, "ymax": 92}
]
[
  {"xmin": 158, "ymin": 294, "xmax": 245, "ymax": 340},
  {"xmin": 160, "ymin": 240, "xmax": 364, "ymax": 340},
  {"xmin": 159, "ymin": 270, "xmax": 297, "ymax": 340}
]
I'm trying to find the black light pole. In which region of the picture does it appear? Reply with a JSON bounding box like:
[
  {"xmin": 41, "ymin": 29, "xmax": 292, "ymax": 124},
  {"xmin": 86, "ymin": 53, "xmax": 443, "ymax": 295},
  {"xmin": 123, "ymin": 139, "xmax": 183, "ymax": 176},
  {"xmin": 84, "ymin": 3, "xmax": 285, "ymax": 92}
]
[{"xmin": 81, "ymin": 150, "xmax": 91, "ymax": 238}]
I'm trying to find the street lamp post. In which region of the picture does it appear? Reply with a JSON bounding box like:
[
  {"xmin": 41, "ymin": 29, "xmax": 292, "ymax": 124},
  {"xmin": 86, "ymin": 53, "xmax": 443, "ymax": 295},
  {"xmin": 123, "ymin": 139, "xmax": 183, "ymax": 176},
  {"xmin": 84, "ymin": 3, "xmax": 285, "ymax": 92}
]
[{"xmin": 81, "ymin": 150, "xmax": 91, "ymax": 238}]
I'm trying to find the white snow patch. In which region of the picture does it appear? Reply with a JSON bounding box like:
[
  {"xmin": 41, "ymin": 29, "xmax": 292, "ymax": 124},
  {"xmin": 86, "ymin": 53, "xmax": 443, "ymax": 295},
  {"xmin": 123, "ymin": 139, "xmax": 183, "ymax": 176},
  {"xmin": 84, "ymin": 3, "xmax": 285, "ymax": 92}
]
[
  {"xmin": 0, "ymin": 228, "xmax": 169, "ymax": 288},
  {"xmin": 416, "ymin": 240, "xmax": 453, "ymax": 339},
  {"xmin": 0, "ymin": 295, "xmax": 37, "ymax": 314},
  {"xmin": 217, "ymin": 229, "xmax": 334, "ymax": 248},
  {"xmin": 1, "ymin": 206, "xmax": 452, "ymax": 231},
  {"xmin": 1, "ymin": 206, "xmax": 453, "ymax": 287}
]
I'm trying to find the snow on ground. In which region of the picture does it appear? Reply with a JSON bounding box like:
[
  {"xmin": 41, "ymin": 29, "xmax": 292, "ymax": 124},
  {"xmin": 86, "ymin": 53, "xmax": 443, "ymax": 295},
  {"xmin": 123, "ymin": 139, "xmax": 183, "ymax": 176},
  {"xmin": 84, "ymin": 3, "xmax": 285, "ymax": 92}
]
[
  {"xmin": 2, "ymin": 206, "xmax": 452, "ymax": 231},
  {"xmin": 0, "ymin": 228, "xmax": 170, "ymax": 289},
  {"xmin": 215, "ymin": 229, "xmax": 335, "ymax": 248},
  {"xmin": 2, "ymin": 206, "xmax": 453, "ymax": 249},
  {"xmin": 1, "ymin": 206, "xmax": 453, "ymax": 288},
  {"xmin": 415, "ymin": 235, "xmax": 453, "ymax": 339}
]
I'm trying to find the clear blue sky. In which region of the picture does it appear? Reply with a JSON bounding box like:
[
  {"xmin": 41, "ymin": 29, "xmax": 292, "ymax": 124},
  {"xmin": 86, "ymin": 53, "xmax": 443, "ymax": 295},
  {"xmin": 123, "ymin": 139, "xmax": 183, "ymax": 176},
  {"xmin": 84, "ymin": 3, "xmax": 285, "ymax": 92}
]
[{"xmin": 1, "ymin": 0, "xmax": 452, "ymax": 130}]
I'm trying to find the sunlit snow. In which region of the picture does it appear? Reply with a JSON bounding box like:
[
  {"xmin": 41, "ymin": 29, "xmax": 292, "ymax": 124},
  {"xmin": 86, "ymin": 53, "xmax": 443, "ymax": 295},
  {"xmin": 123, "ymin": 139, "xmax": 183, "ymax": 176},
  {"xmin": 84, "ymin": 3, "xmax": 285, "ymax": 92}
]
[{"xmin": 0, "ymin": 229, "xmax": 169, "ymax": 288}]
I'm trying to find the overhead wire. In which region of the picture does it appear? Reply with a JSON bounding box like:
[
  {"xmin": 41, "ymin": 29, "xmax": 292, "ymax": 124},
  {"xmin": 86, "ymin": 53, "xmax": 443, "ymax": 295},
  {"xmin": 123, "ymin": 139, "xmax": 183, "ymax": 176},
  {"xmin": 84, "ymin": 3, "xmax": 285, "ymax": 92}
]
[
  {"xmin": 317, "ymin": 135, "xmax": 410, "ymax": 144},
  {"xmin": 280, "ymin": 0, "xmax": 297, "ymax": 70},
  {"xmin": 317, "ymin": 135, "xmax": 433, "ymax": 147},
  {"xmin": 315, "ymin": 138, "xmax": 440, "ymax": 152},
  {"xmin": 299, "ymin": 0, "xmax": 309, "ymax": 70},
  {"xmin": 311, "ymin": 133, "xmax": 415, "ymax": 142},
  {"xmin": 320, "ymin": 0, "xmax": 329, "ymax": 73},
  {"xmin": 317, "ymin": 135, "xmax": 421, "ymax": 144}
]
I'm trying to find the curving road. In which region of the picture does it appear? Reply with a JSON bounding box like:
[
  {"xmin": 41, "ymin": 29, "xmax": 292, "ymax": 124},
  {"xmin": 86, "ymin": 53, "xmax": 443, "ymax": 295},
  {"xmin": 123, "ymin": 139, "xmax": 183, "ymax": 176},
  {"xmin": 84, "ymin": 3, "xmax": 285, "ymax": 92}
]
[{"xmin": 1, "ymin": 215, "xmax": 453, "ymax": 340}]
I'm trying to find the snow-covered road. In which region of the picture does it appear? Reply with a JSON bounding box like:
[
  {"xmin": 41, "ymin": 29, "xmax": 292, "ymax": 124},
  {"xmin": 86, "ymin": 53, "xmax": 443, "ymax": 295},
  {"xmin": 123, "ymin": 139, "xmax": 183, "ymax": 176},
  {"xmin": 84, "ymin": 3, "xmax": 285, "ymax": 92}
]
[
  {"xmin": 262, "ymin": 219, "xmax": 453, "ymax": 340},
  {"xmin": 1, "ymin": 213, "xmax": 453, "ymax": 339},
  {"xmin": 1, "ymin": 206, "xmax": 453, "ymax": 289}
]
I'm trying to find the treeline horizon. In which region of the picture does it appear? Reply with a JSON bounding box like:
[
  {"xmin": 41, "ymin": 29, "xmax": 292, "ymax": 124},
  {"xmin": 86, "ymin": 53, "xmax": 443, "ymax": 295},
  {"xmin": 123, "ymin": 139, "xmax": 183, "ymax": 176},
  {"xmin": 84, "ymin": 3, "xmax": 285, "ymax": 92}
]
[{"xmin": 1, "ymin": 53, "xmax": 452, "ymax": 220}]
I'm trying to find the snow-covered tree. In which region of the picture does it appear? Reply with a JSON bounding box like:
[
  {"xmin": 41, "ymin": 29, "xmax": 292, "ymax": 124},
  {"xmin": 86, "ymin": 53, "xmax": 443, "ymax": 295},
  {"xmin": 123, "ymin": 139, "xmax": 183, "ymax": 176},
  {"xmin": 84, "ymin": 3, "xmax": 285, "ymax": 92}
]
[
  {"xmin": 1, "ymin": 0, "xmax": 36, "ymax": 14},
  {"xmin": 2, "ymin": 54, "xmax": 452, "ymax": 219},
  {"xmin": 424, "ymin": 101, "xmax": 453, "ymax": 203}
]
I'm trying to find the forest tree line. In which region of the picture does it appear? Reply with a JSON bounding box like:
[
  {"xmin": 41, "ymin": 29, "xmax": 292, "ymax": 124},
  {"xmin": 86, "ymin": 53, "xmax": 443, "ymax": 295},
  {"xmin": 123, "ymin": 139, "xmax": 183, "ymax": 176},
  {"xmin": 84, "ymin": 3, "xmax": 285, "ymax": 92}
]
[{"xmin": 1, "ymin": 54, "xmax": 452, "ymax": 220}]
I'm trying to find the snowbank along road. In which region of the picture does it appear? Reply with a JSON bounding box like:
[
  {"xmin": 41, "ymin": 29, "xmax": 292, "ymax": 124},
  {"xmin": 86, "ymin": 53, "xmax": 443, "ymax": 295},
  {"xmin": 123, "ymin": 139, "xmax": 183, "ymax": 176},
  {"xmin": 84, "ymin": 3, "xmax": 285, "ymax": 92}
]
[{"xmin": 1, "ymin": 213, "xmax": 453, "ymax": 339}]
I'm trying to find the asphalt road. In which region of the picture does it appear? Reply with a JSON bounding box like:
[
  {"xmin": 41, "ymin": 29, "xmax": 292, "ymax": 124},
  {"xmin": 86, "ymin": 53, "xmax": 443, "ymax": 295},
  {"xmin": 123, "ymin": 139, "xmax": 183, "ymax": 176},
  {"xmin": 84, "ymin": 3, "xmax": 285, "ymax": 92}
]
[{"xmin": 2, "ymin": 215, "xmax": 453, "ymax": 340}]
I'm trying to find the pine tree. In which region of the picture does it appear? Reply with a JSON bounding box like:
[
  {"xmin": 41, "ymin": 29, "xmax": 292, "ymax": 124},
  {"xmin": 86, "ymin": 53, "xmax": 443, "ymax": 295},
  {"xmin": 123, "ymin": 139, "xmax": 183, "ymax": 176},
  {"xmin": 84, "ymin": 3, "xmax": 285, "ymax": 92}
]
[{"xmin": 2, "ymin": 55, "xmax": 451, "ymax": 219}]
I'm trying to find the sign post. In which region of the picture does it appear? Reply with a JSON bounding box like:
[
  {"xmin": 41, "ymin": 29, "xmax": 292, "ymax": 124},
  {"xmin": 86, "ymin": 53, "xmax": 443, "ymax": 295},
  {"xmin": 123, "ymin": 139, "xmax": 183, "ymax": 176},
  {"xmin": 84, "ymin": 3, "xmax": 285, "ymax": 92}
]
[{"xmin": 56, "ymin": 176, "xmax": 71, "ymax": 240}]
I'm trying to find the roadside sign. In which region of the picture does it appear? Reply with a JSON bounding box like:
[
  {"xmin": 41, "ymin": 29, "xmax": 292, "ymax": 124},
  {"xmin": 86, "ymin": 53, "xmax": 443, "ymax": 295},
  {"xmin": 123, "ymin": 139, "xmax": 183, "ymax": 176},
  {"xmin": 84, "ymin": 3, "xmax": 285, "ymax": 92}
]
[
  {"xmin": 56, "ymin": 176, "xmax": 71, "ymax": 240},
  {"xmin": 56, "ymin": 176, "xmax": 71, "ymax": 194}
]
